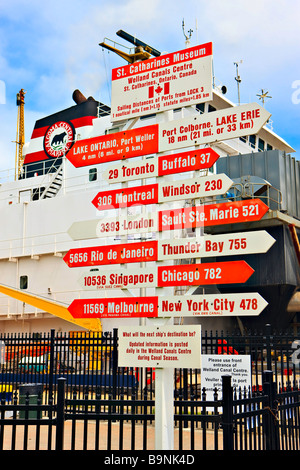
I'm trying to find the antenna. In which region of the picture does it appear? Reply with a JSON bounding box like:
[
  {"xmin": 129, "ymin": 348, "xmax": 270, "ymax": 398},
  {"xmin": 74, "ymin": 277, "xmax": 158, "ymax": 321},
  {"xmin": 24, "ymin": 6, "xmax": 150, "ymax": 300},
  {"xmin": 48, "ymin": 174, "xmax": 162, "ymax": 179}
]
[
  {"xmin": 256, "ymin": 89, "xmax": 272, "ymax": 107},
  {"xmin": 182, "ymin": 19, "xmax": 193, "ymax": 47},
  {"xmin": 234, "ymin": 61, "xmax": 242, "ymax": 105}
]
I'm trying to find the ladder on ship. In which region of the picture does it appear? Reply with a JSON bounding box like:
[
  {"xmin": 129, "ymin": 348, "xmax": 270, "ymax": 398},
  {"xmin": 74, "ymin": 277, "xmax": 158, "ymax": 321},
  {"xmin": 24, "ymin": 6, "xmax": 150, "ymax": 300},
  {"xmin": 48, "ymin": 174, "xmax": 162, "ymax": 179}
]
[
  {"xmin": 40, "ymin": 164, "xmax": 63, "ymax": 199},
  {"xmin": 32, "ymin": 163, "xmax": 63, "ymax": 200}
]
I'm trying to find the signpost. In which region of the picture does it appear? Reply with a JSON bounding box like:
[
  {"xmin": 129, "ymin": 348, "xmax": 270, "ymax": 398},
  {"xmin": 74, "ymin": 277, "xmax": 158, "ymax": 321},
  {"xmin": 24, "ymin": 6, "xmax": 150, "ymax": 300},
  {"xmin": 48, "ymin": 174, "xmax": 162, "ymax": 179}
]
[
  {"xmin": 63, "ymin": 39, "xmax": 274, "ymax": 451},
  {"xmin": 110, "ymin": 42, "xmax": 213, "ymax": 121}
]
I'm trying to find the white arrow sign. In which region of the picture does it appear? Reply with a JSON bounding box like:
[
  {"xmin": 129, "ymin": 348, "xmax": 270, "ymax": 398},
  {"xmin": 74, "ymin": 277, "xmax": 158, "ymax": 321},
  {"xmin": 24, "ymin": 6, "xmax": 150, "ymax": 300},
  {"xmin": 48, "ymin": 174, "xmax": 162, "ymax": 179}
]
[
  {"xmin": 158, "ymin": 293, "xmax": 268, "ymax": 317},
  {"xmin": 67, "ymin": 212, "xmax": 158, "ymax": 240},
  {"xmin": 78, "ymin": 266, "xmax": 157, "ymax": 290},
  {"xmin": 158, "ymin": 231, "xmax": 276, "ymax": 260},
  {"xmin": 158, "ymin": 173, "xmax": 233, "ymax": 202},
  {"xmin": 159, "ymin": 102, "xmax": 271, "ymax": 152}
]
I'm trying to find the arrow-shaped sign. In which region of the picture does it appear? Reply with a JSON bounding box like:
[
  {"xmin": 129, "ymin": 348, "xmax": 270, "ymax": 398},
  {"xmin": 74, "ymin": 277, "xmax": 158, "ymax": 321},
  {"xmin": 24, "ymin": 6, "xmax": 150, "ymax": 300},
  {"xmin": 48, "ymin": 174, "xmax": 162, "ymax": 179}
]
[
  {"xmin": 66, "ymin": 124, "xmax": 159, "ymax": 168},
  {"xmin": 159, "ymin": 198, "xmax": 269, "ymax": 230},
  {"xmin": 157, "ymin": 261, "xmax": 254, "ymax": 286},
  {"xmin": 73, "ymin": 231, "xmax": 275, "ymax": 277},
  {"xmin": 65, "ymin": 229, "xmax": 274, "ymax": 268},
  {"xmin": 92, "ymin": 173, "xmax": 233, "ymax": 211},
  {"xmin": 103, "ymin": 148, "xmax": 220, "ymax": 183},
  {"xmin": 159, "ymin": 102, "xmax": 271, "ymax": 152},
  {"xmin": 67, "ymin": 292, "xmax": 268, "ymax": 319},
  {"xmin": 67, "ymin": 212, "xmax": 158, "ymax": 240},
  {"xmin": 66, "ymin": 104, "xmax": 271, "ymax": 169},
  {"xmin": 67, "ymin": 199, "xmax": 269, "ymax": 241},
  {"xmin": 77, "ymin": 260, "xmax": 254, "ymax": 288},
  {"xmin": 158, "ymin": 231, "xmax": 275, "ymax": 259}
]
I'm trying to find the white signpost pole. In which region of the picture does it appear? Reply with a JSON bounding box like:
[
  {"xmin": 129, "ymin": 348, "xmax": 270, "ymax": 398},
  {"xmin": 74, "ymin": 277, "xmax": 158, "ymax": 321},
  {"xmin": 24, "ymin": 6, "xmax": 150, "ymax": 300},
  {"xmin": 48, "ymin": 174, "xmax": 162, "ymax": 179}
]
[
  {"xmin": 65, "ymin": 41, "xmax": 273, "ymax": 452},
  {"xmin": 153, "ymin": 108, "xmax": 175, "ymax": 451}
]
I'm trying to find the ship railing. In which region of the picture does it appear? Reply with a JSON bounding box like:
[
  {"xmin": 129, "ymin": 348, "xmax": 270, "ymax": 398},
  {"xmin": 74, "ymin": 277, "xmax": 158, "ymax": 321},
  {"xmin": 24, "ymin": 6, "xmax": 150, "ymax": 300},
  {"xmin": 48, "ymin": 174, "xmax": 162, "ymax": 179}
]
[
  {"xmin": 193, "ymin": 182, "xmax": 282, "ymax": 211},
  {"xmin": 230, "ymin": 181, "xmax": 282, "ymax": 211}
]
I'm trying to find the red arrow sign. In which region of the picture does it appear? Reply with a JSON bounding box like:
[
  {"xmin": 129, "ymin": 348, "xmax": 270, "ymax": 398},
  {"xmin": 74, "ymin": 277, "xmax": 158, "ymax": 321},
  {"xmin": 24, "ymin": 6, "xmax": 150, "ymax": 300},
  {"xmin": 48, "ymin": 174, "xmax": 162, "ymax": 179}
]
[
  {"xmin": 159, "ymin": 199, "xmax": 269, "ymax": 231},
  {"xmin": 63, "ymin": 240, "xmax": 158, "ymax": 267},
  {"xmin": 68, "ymin": 297, "xmax": 158, "ymax": 318},
  {"xmin": 66, "ymin": 124, "xmax": 158, "ymax": 168},
  {"xmin": 91, "ymin": 183, "xmax": 158, "ymax": 210},
  {"xmin": 157, "ymin": 261, "xmax": 254, "ymax": 286}
]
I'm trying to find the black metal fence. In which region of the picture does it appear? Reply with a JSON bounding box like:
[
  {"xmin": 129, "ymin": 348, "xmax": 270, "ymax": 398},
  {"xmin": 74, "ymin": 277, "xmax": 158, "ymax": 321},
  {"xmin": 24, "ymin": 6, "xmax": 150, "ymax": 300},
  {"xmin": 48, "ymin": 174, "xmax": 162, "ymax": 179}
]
[
  {"xmin": 1, "ymin": 324, "xmax": 300, "ymax": 398},
  {"xmin": 0, "ymin": 324, "xmax": 300, "ymax": 451}
]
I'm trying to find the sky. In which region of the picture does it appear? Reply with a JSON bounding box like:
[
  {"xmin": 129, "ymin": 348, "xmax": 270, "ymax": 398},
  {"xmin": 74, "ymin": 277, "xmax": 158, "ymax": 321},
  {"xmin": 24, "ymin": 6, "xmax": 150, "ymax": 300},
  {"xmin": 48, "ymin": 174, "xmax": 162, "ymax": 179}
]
[{"xmin": 0, "ymin": 0, "xmax": 300, "ymax": 174}]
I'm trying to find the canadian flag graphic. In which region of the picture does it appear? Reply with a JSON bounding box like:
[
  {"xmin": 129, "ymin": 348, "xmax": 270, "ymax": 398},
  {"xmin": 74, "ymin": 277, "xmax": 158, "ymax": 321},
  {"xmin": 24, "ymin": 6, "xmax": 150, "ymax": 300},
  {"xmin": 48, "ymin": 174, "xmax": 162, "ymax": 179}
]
[{"xmin": 149, "ymin": 82, "xmax": 170, "ymax": 99}]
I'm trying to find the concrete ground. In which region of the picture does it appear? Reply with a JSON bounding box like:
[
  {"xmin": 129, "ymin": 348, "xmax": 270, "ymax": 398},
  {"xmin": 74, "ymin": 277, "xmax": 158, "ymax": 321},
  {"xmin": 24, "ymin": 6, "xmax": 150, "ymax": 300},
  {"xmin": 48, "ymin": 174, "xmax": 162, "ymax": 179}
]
[{"xmin": 1, "ymin": 420, "xmax": 222, "ymax": 451}]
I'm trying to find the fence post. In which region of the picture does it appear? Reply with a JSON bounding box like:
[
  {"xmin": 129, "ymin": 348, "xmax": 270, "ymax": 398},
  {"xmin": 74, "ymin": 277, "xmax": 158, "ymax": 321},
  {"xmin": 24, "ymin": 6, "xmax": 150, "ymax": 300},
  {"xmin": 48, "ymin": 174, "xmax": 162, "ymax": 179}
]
[
  {"xmin": 112, "ymin": 329, "xmax": 118, "ymax": 398},
  {"xmin": 48, "ymin": 329, "xmax": 55, "ymax": 400},
  {"xmin": 222, "ymin": 375, "xmax": 234, "ymax": 451},
  {"xmin": 55, "ymin": 377, "xmax": 66, "ymax": 451},
  {"xmin": 262, "ymin": 370, "xmax": 279, "ymax": 450},
  {"xmin": 265, "ymin": 324, "xmax": 272, "ymax": 371}
]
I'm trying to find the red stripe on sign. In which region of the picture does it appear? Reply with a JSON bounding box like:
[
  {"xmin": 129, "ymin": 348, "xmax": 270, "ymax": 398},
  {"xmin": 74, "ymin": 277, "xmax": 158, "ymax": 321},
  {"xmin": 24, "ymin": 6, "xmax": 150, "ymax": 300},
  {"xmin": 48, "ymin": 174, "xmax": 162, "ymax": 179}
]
[
  {"xmin": 164, "ymin": 82, "xmax": 170, "ymax": 95},
  {"xmin": 149, "ymin": 86, "xmax": 154, "ymax": 98}
]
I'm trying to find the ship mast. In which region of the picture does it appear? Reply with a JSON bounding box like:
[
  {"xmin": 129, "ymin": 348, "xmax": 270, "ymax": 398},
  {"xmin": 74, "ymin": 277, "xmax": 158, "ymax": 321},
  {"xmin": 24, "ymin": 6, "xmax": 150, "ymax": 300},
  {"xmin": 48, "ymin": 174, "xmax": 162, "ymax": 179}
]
[{"xmin": 15, "ymin": 88, "xmax": 26, "ymax": 180}]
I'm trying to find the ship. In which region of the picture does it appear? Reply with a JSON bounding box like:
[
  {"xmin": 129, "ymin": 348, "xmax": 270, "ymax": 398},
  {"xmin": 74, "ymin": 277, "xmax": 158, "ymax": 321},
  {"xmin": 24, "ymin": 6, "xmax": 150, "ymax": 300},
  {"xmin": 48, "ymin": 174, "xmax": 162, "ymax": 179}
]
[{"xmin": 0, "ymin": 29, "xmax": 299, "ymax": 335}]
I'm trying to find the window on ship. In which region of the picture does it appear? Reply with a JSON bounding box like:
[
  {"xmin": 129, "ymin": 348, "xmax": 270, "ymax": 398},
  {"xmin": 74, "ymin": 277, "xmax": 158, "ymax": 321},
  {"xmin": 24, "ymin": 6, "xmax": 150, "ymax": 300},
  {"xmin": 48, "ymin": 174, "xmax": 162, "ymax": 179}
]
[
  {"xmin": 249, "ymin": 135, "xmax": 256, "ymax": 149},
  {"xmin": 258, "ymin": 138, "xmax": 265, "ymax": 151},
  {"xmin": 89, "ymin": 168, "xmax": 97, "ymax": 182},
  {"xmin": 20, "ymin": 275, "xmax": 28, "ymax": 290}
]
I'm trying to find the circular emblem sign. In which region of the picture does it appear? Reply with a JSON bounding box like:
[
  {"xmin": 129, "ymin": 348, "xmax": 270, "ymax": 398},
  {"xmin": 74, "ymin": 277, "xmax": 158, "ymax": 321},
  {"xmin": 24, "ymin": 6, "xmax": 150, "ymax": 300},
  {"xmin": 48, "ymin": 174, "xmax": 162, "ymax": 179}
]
[{"xmin": 44, "ymin": 121, "xmax": 75, "ymax": 158}]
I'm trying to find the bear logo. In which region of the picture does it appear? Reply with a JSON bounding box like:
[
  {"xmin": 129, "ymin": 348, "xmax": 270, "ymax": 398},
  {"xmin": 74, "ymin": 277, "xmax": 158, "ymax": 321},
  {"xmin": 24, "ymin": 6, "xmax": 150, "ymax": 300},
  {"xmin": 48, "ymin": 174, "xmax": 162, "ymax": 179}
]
[{"xmin": 44, "ymin": 121, "xmax": 75, "ymax": 158}]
